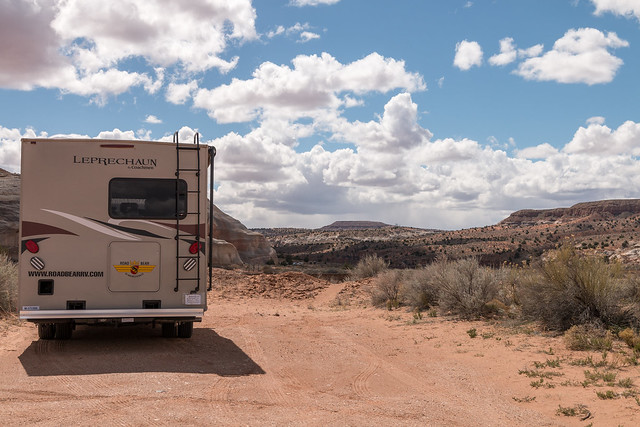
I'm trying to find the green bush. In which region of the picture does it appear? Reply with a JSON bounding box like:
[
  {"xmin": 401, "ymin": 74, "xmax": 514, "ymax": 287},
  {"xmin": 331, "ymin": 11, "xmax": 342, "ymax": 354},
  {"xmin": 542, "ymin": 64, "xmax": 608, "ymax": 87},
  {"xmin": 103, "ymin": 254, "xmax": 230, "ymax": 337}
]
[
  {"xmin": 518, "ymin": 245, "xmax": 631, "ymax": 330},
  {"xmin": 432, "ymin": 257, "xmax": 504, "ymax": 319},
  {"xmin": 0, "ymin": 253, "xmax": 18, "ymax": 314},
  {"xmin": 349, "ymin": 254, "xmax": 388, "ymax": 280}
]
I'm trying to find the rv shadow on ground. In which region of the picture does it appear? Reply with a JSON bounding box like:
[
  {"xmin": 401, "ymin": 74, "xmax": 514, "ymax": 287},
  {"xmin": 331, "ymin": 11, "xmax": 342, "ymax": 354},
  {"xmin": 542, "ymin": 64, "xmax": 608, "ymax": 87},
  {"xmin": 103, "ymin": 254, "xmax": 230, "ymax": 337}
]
[{"xmin": 19, "ymin": 326, "xmax": 265, "ymax": 377}]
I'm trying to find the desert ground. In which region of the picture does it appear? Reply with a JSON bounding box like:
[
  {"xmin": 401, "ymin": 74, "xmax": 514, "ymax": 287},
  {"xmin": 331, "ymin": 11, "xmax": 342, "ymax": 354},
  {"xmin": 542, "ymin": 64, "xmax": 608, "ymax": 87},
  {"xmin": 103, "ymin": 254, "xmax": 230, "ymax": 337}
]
[{"xmin": 1, "ymin": 269, "xmax": 639, "ymax": 426}]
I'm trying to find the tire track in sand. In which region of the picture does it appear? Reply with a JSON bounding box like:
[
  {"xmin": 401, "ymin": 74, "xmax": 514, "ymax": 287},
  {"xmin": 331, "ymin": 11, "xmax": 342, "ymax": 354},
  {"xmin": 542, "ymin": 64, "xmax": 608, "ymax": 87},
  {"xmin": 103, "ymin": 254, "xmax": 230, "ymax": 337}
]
[{"xmin": 238, "ymin": 327, "xmax": 290, "ymax": 407}]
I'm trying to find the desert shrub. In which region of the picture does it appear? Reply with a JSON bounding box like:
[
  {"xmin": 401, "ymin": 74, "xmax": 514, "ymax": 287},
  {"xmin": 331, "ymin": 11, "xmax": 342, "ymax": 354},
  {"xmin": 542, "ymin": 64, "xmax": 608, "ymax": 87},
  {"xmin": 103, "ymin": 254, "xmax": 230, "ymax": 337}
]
[
  {"xmin": 433, "ymin": 257, "xmax": 504, "ymax": 319},
  {"xmin": 618, "ymin": 328, "xmax": 640, "ymax": 351},
  {"xmin": 350, "ymin": 254, "xmax": 388, "ymax": 280},
  {"xmin": 565, "ymin": 323, "xmax": 613, "ymax": 351},
  {"xmin": 518, "ymin": 245, "xmax": 631, "ymax": 330},
  {"xmin": 0, "ymin": 253, "xmax": 18, "ymax": 314},
  {"xmin": 369, "ymin": 269, "xmax": 404, "ymax": 308},
  {"xmin": 402, "ymin": 265, "xmax": 439, "ymax": 310}
]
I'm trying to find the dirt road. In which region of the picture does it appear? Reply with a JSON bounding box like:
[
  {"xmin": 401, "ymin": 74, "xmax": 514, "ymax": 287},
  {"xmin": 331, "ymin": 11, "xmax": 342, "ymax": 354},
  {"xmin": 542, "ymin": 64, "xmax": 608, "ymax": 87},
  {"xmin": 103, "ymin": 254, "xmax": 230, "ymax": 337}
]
[{"xmin": 1, "ymin": 271, "xmax": 638, "ymax": 426}]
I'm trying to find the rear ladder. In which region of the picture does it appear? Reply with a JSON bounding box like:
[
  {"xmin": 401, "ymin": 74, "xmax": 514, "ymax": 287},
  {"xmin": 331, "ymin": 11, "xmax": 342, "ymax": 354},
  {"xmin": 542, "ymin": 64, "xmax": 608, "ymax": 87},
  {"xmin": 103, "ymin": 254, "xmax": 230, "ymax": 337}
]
[{"xmin": 174, "ymin": 132, "xmax": 202, "ymax": 292}]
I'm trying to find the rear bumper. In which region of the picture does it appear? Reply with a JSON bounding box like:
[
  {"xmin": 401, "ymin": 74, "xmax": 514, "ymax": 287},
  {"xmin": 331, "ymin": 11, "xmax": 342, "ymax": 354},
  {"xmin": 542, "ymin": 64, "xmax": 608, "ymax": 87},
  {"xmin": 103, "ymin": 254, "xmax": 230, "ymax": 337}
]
[{"xmin": 20, "ymin": 308, "xmax": 204, "ymax": 321}]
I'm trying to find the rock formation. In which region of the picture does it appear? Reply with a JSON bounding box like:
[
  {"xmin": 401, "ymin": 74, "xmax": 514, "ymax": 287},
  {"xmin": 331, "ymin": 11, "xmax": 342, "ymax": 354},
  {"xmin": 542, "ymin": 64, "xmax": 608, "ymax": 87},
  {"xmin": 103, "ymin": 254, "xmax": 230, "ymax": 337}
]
[{"xmin": 500, "ymin": 199, "xmax": 640, "ymax": 226}]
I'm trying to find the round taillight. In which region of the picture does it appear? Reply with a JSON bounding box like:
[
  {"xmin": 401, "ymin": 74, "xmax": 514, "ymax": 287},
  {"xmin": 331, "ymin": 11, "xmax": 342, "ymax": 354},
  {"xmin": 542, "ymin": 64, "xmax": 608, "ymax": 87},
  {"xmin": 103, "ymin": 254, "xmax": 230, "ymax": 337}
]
[
  {"xmin": 25, "ymin": 240, "xmax": 39, "ymax": 254},
  {"xmin": 189, "ymin": 242, "xmax": 201, "ymax": 254}
]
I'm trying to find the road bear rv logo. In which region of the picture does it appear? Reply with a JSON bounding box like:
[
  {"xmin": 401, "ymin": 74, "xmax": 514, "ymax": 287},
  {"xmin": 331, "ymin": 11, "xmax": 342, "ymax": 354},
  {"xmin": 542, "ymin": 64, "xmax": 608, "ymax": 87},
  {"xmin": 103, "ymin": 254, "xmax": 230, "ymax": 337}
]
[{"xmin": 113, "ymin": 261, "xmax": 156, "ymax": 278}]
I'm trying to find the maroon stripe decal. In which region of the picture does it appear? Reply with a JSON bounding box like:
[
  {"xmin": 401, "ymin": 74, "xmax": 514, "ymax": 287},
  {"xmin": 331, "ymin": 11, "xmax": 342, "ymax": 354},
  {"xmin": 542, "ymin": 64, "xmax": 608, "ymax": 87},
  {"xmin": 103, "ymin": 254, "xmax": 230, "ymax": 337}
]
[
  {"xmin": 153, "ymin": 221, "xmax": 206, "ymax": 237},
  {"xmin": 22, "ymin": 221, "xmax": 77, "ymax": 238}
]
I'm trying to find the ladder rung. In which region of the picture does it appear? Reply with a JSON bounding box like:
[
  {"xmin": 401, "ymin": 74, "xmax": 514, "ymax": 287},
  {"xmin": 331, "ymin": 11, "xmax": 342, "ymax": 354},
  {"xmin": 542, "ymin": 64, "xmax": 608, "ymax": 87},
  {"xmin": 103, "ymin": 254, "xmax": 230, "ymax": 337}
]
[
  {"xmin": 177, "ymin": 146, "xmax": 200, "ymax": 151},
  {"xmin": 177, "ymin": 255, "xmax": 200, "ymax": 259},
  {"xmin": 177, "ymin": 168, "xmax": 200, "ymax": 172}
]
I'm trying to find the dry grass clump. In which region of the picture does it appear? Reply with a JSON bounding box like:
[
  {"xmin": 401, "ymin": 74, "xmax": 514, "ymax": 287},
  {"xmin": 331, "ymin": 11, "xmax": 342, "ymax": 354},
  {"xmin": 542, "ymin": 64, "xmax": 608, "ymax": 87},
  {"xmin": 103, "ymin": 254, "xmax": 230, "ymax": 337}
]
[
  {"xmin": 350, "ymin": 254, "xmax": 388, "ymax": 280},
  {"xmin": 0, "ymin": 253, "xmax": 18, "ymax": 314},
  {"xmin": 518, "ymin": 245, "xmax": 634, "ymax": 331},
  {"xmin": 565, "ymin": 323, "xmax": 613, "ymax": 351}
]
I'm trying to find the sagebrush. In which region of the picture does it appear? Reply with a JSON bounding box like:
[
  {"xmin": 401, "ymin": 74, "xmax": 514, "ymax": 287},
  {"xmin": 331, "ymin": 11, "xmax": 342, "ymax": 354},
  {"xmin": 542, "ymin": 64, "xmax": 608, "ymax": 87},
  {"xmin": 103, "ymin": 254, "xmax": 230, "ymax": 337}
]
[
  {"xmin": 350, "ymin": 254, "xmax": 388, "ymax": 280},
  {"xmin": 0, "ymin": 253, "xmax": 18, "ymax": 314},
  {"xmin": 518, "ymin": 245, "xmax": 635, "ymax": 330}
]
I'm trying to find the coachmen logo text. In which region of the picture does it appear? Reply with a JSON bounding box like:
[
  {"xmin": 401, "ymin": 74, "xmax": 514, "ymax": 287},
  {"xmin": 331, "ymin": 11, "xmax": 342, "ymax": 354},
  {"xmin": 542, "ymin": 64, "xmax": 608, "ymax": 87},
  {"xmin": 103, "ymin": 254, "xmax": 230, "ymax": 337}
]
[
  {"xmin": 73, "ymin": 156, "xmax": 157, "ymax": 170},
  {"xmin": 113, "ymin": 261, "xmax": 156, "ymax": 278}
]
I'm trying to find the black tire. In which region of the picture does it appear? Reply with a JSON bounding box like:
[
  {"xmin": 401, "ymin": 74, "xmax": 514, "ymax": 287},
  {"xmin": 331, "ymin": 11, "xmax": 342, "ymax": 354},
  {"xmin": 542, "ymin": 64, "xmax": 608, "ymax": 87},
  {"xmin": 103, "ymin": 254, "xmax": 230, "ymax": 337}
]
[
  {"xmin": 177, "ymin": 321, "xmax": 193, "ymax": 338},
  {"xmin": 37, "ymin": 323, "xmax": 56, "ymax": 340},
  {"xmin": 162, "ymin": 322, "xmax": 177, "ymax": 338},
  {"xmin": 55, "ymin": 322, "xmax": 73, "ymax": 340}
]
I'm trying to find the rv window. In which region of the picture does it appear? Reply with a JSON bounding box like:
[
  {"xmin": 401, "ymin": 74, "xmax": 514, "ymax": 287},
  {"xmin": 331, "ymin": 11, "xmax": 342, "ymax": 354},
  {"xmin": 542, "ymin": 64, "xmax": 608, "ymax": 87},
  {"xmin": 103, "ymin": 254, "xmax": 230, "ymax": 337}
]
[{"xmin": 109, "ymin": 178, "xmax": 187, "ymax": 219}]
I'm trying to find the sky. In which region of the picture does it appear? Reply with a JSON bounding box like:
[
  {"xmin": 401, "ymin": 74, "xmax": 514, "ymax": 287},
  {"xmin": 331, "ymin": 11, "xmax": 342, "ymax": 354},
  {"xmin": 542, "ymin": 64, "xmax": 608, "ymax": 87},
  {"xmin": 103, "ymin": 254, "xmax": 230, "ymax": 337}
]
[{"xmin": 1, "ymin": 0, "xmax": 640, "ymax": 230}]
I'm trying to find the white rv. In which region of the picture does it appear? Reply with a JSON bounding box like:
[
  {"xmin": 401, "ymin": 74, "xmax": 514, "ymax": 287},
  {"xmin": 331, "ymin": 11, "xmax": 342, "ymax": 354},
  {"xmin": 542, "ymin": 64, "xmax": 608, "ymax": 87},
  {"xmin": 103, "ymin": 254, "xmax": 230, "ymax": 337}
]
[{"xmin": 18, "ymin": 133, "xmax": 215, "ymax": 339}]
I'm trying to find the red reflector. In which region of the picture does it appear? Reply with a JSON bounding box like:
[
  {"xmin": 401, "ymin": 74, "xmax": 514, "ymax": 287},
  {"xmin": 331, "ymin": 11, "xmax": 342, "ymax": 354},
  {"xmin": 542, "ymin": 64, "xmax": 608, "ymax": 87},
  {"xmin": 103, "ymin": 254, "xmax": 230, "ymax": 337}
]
[
  {"xmin": 189, "ymin": 242, "xmax": 201, "ymax": 254},
  {"xmin": 25, "ymin": 240, "xmax": 39, "ymax": 253}
]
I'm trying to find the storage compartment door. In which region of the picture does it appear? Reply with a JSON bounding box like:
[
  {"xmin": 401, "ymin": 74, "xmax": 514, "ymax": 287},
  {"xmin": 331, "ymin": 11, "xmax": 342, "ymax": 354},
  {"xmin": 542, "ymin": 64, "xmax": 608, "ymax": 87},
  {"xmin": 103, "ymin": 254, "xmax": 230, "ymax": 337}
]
[{"xmin": 108, "ymin": 242, "xmax": 160, "ymax": 292}]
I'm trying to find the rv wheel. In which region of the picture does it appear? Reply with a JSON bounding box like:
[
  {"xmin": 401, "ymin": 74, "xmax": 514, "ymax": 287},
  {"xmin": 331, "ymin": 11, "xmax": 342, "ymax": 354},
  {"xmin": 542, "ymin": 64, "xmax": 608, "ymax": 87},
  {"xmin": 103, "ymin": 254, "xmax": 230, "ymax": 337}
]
[
  {"xmin": 37, "ymin": 323, "xmax": 56, "ymax": 340},
  {"xmin": 162, "ymin": 322, "xmax": 177, "ymax": 338},
  {"xmin": 177, "ymin": 321, "xmax": 193, "ymax": 338},
  {"xmin": 55, "ymin": 322, "xmax": 73, "ymax": 340}
]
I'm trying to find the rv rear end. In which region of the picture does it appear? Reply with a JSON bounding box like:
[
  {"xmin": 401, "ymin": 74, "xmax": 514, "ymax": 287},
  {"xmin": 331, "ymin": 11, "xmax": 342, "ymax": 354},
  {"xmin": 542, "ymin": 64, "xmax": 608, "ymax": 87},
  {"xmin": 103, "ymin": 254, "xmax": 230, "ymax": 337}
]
[{"xmin": 18, "ymin": 136, "xmax": 215, "ymax": 339}]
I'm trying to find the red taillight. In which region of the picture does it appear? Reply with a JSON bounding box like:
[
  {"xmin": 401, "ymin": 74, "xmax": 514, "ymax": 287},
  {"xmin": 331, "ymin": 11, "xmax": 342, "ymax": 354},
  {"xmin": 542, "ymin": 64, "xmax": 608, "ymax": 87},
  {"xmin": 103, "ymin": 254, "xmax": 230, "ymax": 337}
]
[
  {"xmin": 25, "ymin": 240, "xmax": 39, "ymax": 253},
  {"xmin": 189, "ymin": 242, "xmax": 201, "ymax": 254}
]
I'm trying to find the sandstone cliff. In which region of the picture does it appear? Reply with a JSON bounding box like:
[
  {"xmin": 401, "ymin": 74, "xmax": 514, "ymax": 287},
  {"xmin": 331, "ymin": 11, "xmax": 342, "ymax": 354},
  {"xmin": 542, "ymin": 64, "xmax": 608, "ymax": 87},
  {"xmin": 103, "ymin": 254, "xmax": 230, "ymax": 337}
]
[{"xmin": 500, "ymin": 199, "xmax": 640, "ymax": 226}]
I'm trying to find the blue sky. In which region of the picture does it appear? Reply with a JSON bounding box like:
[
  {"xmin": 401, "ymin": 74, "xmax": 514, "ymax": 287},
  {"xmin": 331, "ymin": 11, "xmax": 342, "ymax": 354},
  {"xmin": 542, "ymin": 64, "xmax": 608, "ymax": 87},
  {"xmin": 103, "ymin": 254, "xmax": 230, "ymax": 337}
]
[{"xmin": 1, "ymin": 0, "xmax": 640, "ymax": 229}]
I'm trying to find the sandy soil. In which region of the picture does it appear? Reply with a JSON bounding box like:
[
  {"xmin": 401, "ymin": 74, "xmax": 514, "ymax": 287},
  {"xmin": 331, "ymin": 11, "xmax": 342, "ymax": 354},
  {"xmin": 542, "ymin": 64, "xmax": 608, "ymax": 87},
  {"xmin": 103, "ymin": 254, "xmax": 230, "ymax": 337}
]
[{"xmin": 1, "ymin": 269, "xmax": 639, "ymax": 426}]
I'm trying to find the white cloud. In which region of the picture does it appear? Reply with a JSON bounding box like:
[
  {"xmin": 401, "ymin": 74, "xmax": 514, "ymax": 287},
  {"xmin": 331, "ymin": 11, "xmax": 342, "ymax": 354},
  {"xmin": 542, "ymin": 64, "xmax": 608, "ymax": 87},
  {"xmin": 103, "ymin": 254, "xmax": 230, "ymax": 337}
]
[
  {"xmin": 489, "ymin": 38, "xmax": 517, "ymax": 66},
  {"xmin": 0, "ymin": 0, "xmax": 257, "ymax": 99},
  {"xmin": 564, "ymin": 120, "xmax": 640, "ymax": 155},
  {"xmin": 516, "ymin": 143, "xmax": 559, "ymax": 160},
  {"xmin": 145, "ymin": 115, "xmax": 162, "ymax": 124},
  {"xmin": 591, "ymin": 0, "xmax": 640, "ymax": 21},
  {"xmin": 166, "ymin": 81, "xmax": 199, "ymax": 105},
  {"xmin": 489, "ymin": 37, "xmax": 545, "ymax": 67},
  {"xmin": 193, "ymin": 52, "xmax": 426, "ymax": 123},
  {"xmin": 453, "ymin": 40, "xmax": 483, "ymax": 70},
  {"xmin": 515, "ymin": 28, "xmax": 628, "ymax": 85},
  {"xmin": 586, "ymin": 116, "xmax": 606, "ymax": 126},
  {"xmin": 4, "ymin": 113, "xmax": 640, "ymax": 229},
  {"xmin": 299, "ymin": 31, "xmax": 321, "ymax": 42}
]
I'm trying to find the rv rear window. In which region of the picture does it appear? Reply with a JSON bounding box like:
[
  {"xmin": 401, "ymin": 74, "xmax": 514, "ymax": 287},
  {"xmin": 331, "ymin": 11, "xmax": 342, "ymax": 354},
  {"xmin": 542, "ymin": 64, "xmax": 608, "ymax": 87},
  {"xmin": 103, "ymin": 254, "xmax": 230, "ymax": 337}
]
[{"xmin": 109, "ymin": 178, "xmax": 187, "ymax": 219}]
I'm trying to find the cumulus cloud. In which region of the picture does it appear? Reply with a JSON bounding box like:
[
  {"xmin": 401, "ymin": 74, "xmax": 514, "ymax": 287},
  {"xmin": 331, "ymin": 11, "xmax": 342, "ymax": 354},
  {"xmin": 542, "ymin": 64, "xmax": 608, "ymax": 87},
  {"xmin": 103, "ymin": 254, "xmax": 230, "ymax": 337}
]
[
  {"xmin": 453, "ymin": 40, "xmax": 483, "ymax": 70},
  {"xmin": 591, "ymin": 0, "xmax": 640, "ymax": 21},
  {"xmin": 299, "ymin": 31, "xmax": 321, "ymax": 42},
  {"xmin": 145, "ymin": 115, "xmax": 162, "ymax": 124},
  {"xmin": 515, "ymin": 28, "xmax": 628, "ymax": 85},
  {"xmin": 200, "ymin": 89, "xmax": 640, "ymax": 229},
  {"xmin": 166, "ymin": 81, "xmax": 199, "ymax": 105},
  {"xmin": 564, "ymin": 120, "xmax": 640, "ymax": 155},
  {"xmin": 488, "ymin": 37, "xmax": 544, "ymax": 66},
  {"xmin": 193, "ymin": 52, "xmax": 426, "ymax": 123},
  {"xmin": 4, "ymin": 112, "xmax": 640, "ymax": 229},
  {"xmin": 0, "ymin": 0, "xmax": 257, "ymax": 99}
]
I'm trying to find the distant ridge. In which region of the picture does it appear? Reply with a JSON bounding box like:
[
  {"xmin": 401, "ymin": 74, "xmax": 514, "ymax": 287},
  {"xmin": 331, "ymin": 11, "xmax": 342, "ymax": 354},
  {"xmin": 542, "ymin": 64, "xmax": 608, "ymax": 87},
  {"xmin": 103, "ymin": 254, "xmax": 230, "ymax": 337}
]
[
  {"xmin": 500, "ymin": 199, "xmax": 640, "ymax": 226},
  {"xmin": 318, "ymin": 221, "xmax": 390, "ymax": 231}
]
